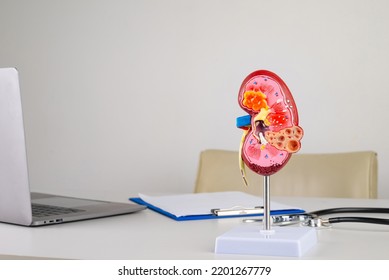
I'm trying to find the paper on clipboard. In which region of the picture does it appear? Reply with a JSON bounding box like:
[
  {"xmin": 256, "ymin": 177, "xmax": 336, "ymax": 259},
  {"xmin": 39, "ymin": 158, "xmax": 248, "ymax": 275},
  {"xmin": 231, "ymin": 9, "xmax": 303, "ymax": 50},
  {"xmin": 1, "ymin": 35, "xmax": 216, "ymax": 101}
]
[{"xmin": 130, "ymin": 191, "xmax": 304, "ymax": 220}]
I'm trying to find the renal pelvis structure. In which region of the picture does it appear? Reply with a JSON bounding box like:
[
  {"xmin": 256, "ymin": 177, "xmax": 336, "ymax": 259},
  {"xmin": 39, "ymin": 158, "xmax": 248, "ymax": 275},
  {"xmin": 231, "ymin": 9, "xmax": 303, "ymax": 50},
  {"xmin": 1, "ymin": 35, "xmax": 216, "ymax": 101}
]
[{"xmin": 237, "ymin": 70, "xmax": 303, "ymax": 184}]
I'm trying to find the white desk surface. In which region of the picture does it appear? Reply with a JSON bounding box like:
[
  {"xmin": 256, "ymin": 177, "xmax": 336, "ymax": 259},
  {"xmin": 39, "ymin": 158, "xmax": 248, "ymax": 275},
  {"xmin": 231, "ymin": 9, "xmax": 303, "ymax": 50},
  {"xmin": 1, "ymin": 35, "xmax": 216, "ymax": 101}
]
[{"xmin": 1, "ymin": 195, "xmax": 389, "ymax": 260}]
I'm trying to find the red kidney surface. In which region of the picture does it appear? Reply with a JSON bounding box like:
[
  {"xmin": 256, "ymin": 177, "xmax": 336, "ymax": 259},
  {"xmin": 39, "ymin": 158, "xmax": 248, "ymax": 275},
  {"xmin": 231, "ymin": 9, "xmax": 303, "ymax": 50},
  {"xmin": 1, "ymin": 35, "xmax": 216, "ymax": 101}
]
[{"xmin": 238, "ymin": 70, "xmax": 303, "ymax": 176}]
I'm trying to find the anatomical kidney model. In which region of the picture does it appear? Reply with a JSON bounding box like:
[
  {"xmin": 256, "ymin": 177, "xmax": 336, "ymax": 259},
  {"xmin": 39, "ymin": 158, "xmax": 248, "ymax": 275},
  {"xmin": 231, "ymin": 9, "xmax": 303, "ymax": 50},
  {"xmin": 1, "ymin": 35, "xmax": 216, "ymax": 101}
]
[{"xmin": 237, "ymin": 70, "xmax": 303, "ymax": 185}]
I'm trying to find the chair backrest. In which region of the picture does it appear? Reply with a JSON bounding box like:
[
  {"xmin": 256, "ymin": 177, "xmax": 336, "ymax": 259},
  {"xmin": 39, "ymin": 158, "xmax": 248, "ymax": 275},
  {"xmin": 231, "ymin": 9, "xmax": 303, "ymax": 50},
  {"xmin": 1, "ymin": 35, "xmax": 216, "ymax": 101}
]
[{"xmin": 194, "ymin": 149, "xmax": 378, "ymax": 198}]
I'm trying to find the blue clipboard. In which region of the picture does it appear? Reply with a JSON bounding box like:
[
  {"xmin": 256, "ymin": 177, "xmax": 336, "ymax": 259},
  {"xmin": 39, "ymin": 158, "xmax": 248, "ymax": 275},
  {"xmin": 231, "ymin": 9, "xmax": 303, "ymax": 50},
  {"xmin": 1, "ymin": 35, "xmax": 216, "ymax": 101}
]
[{"xmin": 129, "ymin": 197, "xmax": 305, "ymax": 221}]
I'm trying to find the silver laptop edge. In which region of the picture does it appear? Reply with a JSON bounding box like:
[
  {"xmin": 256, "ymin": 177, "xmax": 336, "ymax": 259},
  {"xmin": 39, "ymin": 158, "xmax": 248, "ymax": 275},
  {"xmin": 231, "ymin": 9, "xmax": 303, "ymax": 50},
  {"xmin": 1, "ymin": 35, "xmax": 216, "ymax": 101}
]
[
  {"xmin": 0, "ymin": 68, "xmax": 33, "ymax": 226},
  {"xmin": 0, "ymin": 68, "xmax": 145, "ymax": 226}
]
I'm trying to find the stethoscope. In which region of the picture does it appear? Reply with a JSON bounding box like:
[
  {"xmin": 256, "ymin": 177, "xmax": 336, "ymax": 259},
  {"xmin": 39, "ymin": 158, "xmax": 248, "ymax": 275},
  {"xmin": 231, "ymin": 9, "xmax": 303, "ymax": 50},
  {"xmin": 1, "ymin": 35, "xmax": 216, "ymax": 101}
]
[{"xmin": 243, "ymin": 207, "xmax": 389, "ymax": 228}]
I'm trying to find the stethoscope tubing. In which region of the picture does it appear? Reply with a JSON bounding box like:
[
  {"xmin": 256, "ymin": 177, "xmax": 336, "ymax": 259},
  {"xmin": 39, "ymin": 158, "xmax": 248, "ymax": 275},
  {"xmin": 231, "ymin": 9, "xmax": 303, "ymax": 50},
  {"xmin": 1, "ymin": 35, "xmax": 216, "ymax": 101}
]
[
  {"xmin": 243, "ymin": 207, "xmax": 389, "ymax": 226},
  {"xmin": 309, "ymin": 207, "xmax": 389, "ymax": 216},
  {"xmin": 309, "ymin": 207, "xmax": 389, "ymax": 225},
  {"xmin": 328, "ymin": 216, "xmax": 389, "ymax": 225}
]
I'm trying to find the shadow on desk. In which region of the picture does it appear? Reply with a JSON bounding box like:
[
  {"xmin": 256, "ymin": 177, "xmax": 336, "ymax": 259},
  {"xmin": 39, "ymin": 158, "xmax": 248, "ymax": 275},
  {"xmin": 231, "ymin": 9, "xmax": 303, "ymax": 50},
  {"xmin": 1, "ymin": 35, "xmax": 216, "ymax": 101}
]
[{"xmin": 0, "ymin": 254, "xmax": 67, "ymax": 260}]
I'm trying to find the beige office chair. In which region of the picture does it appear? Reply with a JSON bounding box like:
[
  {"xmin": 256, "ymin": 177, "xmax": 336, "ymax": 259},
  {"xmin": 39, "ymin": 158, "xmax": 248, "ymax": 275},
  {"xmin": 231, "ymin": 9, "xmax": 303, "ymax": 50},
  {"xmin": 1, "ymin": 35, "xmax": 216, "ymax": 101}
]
[{"xmin": 194, "ymin": 149, "xmax": 378, "ymax": 198}]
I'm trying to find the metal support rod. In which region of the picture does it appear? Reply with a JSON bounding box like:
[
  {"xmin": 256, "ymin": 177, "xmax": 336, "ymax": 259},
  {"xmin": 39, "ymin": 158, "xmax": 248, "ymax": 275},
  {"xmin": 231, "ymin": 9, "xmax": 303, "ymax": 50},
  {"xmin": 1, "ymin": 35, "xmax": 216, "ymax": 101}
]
[{"xmin": 263, "ymin": 175, "xmax": 271, "ymax": 231}]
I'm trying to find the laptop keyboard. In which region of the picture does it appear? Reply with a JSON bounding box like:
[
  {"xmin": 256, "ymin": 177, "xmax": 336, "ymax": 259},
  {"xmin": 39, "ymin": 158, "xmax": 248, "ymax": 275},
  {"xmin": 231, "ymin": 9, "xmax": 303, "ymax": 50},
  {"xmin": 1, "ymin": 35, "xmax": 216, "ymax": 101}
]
[{"xmin": 32, "ymin": 203, "xmax": 85, "ymax": 217}]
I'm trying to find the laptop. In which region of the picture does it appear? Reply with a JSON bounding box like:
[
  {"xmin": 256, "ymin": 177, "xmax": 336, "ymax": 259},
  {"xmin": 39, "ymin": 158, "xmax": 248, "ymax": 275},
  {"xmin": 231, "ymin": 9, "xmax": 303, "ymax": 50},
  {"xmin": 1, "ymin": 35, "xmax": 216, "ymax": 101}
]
[{"xmin": 0, "ymin": 67, "xmax": 145, "ymax": 226}]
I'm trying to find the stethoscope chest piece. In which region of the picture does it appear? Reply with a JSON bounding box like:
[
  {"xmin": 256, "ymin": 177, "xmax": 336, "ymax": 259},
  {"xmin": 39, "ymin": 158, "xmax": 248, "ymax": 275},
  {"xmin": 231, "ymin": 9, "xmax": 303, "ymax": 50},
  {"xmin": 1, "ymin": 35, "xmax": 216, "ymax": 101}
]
[{"xmin": 302, "ymin": 217, "xmax": 331, "ymax": 228}]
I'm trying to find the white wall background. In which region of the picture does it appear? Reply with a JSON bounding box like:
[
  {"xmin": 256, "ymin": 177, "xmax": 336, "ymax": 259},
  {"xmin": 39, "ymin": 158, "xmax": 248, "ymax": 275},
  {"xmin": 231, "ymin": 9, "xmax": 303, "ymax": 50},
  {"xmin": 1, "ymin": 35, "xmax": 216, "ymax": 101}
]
[{"xmin": 1, "ymin": 0, "xmax": 389, "ymax": 200}]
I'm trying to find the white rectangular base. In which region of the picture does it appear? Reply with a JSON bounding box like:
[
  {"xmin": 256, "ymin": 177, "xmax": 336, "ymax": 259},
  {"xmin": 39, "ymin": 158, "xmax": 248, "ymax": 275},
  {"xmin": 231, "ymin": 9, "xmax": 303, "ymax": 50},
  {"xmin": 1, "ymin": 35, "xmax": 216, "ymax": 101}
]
[{"xmin": 215, "ymin": 225, "xmax": 317, "ymax": 257}]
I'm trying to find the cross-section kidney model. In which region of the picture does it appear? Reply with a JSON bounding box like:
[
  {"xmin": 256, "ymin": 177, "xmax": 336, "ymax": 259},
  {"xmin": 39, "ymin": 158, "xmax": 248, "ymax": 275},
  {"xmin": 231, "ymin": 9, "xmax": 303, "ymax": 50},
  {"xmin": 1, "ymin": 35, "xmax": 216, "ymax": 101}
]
[{"xmin": 236, "ymin": 70, "xmax": 303, "ymax": 185}]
